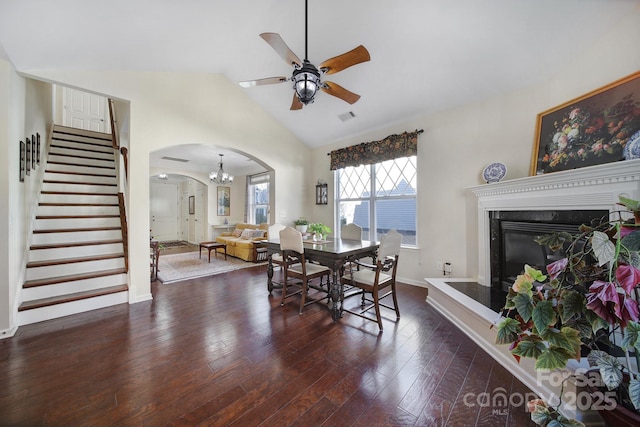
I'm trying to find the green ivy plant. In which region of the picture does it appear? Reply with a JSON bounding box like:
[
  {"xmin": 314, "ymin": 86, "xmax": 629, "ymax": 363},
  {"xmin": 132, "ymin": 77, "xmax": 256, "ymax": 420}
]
[
  {"xmin": 308, "ymin": 223, "xmax": 331, "ymax": 237},
  {"xmin": 495, "ymin": 196, "xmax": 640, "ymax": 424}
]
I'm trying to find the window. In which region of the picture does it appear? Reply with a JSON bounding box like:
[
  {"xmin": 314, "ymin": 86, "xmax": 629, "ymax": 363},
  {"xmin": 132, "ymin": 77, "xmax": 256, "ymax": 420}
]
[
  {"xmin": 247, "ymin": 173, "xmax": 270, "ymax": 224},
  {"xmin": 336, "ymin": 156, "xmax": 416, "ymax": 245}
]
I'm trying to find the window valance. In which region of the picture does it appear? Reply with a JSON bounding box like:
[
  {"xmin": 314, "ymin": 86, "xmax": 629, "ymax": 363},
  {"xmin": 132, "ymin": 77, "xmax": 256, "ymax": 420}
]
[{"xmin": 329, "ymin": 130, "xmax": 421, "ymax": 170}]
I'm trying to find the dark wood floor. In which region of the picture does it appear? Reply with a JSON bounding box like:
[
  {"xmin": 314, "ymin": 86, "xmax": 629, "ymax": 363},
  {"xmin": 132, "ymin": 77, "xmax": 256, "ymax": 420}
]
[{"xmin": 0, "ymin": 265, "xmax": 536, "ymax": 426}]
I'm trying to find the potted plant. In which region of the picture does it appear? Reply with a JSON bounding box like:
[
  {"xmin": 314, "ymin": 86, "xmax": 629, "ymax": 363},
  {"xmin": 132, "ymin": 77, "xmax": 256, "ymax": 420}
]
[
  {"xmin": 495, "ymin": 196, "xmax": 640, "ymax": 426},
  {"xmin": 308, "ymin": 223, "xmax": 332, "ymax": 241},
  {"xmin": 294, "ymin": 218, "xmax": 309, "ymax": 233}
]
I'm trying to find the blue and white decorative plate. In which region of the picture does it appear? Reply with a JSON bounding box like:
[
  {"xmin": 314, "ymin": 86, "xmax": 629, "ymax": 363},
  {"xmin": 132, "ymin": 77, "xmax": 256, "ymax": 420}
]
[
  {"xmin": 482, "ymin": 162, "xmax": 507, "ymax": 183},
  {"xmin": 623, "ymin": 130, "xmax": 640, "ymax": 160}
]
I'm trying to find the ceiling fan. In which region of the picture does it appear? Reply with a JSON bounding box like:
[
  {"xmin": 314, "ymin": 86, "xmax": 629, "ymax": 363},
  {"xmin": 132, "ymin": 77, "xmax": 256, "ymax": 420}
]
[{"xmin": 238, "ymin": 0, "xmax": 370, "ymax": 110}]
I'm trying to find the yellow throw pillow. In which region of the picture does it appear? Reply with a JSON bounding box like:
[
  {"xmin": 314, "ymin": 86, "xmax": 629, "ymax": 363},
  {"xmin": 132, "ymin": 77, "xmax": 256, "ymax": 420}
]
[{"xmin": 232, "ymin": 228, "xmax": 243, "ymax": 237}]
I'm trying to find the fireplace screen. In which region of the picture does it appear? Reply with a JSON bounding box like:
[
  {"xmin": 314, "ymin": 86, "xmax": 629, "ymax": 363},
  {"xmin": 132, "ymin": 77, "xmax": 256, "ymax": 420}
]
[{"xmin": 490, "ymin": 210, "xmax": 608, "ymax": 292}]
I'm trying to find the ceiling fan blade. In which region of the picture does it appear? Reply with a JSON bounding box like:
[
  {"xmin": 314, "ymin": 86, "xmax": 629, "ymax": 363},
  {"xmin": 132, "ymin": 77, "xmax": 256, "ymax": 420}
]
[
  {"xmin": 319, "ymin": 45, "xmax": 370, "ymax": 75},
  {"xmin": 260, "ymin": 33, "xmax": 302, "ymax": 68},
  {"xmin": 290, "ymin": 93, "xmax": 303, "ymax": 110},
  {"xmin": 321, "ymin": 81, "xmax": 361, "ymax": 104},
  {"xmin": 238, "ymin": 76, "xmax": 288, "ymax": 88}
]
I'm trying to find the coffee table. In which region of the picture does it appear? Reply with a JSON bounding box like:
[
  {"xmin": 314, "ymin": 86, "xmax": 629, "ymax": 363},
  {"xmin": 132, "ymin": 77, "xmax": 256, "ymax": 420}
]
[{"xmin": 199, "ymin": 241, "xmax": 227, "ymax": 262}]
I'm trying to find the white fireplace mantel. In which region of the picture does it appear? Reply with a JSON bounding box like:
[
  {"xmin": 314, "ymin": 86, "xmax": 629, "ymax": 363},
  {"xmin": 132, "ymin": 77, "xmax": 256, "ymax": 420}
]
[{"xmin": 469, "ymin": 159, "xmax": 640, "ymax": 286}]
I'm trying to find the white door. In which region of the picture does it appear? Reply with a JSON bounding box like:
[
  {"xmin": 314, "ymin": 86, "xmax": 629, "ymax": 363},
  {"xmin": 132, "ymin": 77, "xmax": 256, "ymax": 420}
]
[
  {"xmin": 194, "ymin": 186, "xmax": 206, "ymax": 243},
  {"xmin": 63, "ymin": 87, "xmax": 110, "ymax": 133},
  {"xmin": 181, "ymin": 190, "xmax": 189, "ymax": 241},
  {"xmin": 150, "ymin": 183, "xmax": 179, "ymax": 242}
]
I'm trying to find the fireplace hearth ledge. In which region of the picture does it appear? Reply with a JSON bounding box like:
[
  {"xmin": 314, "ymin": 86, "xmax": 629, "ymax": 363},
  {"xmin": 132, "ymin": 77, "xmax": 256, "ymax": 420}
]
[
  {"xmin": 425, "ymin": 277, "xmax": 604, "ymax": 426},
  {"xmin": 469, "ymin": 159, "xmax": 640, "ymax": 286}
]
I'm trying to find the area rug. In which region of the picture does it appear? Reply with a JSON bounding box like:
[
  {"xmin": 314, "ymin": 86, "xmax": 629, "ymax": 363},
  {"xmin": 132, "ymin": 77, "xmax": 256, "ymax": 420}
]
[
  {"xmin": 159, "ymin": 240, "xmax": 191, "ymax": 248},
  {"xmin": 157, "ymin": 252, "xmax": 265, "ymax": 284}
]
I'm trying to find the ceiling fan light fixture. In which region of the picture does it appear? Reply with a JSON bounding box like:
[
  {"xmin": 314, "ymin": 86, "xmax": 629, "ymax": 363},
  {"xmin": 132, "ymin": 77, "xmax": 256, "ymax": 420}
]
[
  {"xmin": 293, "ymin": 62, "xmax": 321, "ymax": 105},
  {"xmin": 210, "ymin": 154, "xmax": 234, "ymax": 184}
]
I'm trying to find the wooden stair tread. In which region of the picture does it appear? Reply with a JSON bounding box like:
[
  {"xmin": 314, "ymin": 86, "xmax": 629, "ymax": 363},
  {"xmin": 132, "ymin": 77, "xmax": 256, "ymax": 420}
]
[
  {"xmin": 31, "ymin": 239, "xmax": 123, "ymax": 250},
  {"xmin": 33, "ymin": 226, "xmax": 121, "ymax": 234},
  {"xmin": 18, "ymin": 284, "xmax": 128, "ymax": 311},
  {"xmin": 27, "ymin": 252, "xmax": 124, "ymax": 268},
  {"xmin": 39, "ymin": 202, "xmax": 118, "ymax": 206},
  {"xmin": 43, "ymin": 180, "xmax": 117, "ymax": 187},
  {"xmin": 36, "ymin": 214, "xmax": 120, "ymax": 219},
  {"xmin": 23, "ymin": 268, "xmax": 127, "ymax": 288},
  {"xmin": 41, "ymin": 190, "xmax": 118, "ymax": 196},
  {"xmin": 50, "ymin": 142, "xmax": 114, "ymax": 154}
]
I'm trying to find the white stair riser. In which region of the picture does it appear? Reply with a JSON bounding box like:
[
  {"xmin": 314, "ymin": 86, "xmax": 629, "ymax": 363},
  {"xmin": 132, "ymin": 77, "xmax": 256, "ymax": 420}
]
[
  {"xmin": 36, "ymin": 205, "xmax": 120, "ymax": 216},
  {"xmin": 46, "ymin": 163, "xmax": 115, "ymax": 176},
  {"xmin": 48, "ymin": 146, "xmax": 114, "ymax": 161},
  {"xmin": 41, "ymin": 182, "xmax": 118, "ymax": 194},
  {"xmin": 35, "ymin": 217, "xmax": 121, "ymax": 230},
  {"xmin": 49, "ymin": 139, "xmax": 113, "ymax": 153},
  {"xmin": 31, "ymin": 229, "xmax": 123, "ymax": 245},
  {"xmin": 23, "ymin": 273, "xmax": 128, "ymax": 301},
  {"xmin": 29, "ymin": 243, "xmax": 124, "ymax": 262},
  {"xmin": 52, "ymin": 131, "xmax": 113, "ymax": 145},
  {"xmin": 39, "ymin": 194, "xmax": 119, "ymax": 204},
  {"xmin": 26, "ymin": 258, "xmax": 125, "ymax": 281},
  {"xmin": 18, "ymin": 291, "xmax": 128, "ymax": 326},
  {"xmin": 43, "ymin": 172, "xmax": 116, "ymax": 185},
  {"xmin": 47, "ymin": 154, "xmax": 114, "ymax": 168}
]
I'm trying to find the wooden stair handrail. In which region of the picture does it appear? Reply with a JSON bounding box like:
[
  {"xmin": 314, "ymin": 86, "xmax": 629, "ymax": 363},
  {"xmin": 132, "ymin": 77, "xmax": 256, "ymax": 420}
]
[
  {"xmin": 118, "ymin": 193, "xmax": 129, "ymax": 272},
  {"xmin": 108, "ymin": 98, "xmax": 119, "ymax": 150}
]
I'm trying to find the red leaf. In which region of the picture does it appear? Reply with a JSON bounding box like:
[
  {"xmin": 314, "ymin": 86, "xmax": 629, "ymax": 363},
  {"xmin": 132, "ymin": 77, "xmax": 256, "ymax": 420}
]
[
  {"xmin": 616, "ymin": 264, "xmax": 640, "ymax": 294},
  {"xmin": 546, "ymin": 258, "xmax": 568, "ymax": 279}
]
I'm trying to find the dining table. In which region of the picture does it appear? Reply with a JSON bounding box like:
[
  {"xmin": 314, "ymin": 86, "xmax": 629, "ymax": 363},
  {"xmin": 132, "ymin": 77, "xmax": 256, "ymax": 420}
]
[{"xmin": 262, "ymin": 237, "xmax": 380, "ymax": 320}]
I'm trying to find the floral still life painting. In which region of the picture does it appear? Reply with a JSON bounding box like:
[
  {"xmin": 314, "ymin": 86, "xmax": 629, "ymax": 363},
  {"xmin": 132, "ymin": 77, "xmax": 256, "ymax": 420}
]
[{"xmin": 531, "ymin": 71, "xmax": 640, "ymax": 175}]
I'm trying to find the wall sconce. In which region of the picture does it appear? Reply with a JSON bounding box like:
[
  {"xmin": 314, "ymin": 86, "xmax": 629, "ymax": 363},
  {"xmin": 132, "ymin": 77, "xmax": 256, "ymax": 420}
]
[{"xmin": 316, "ymin": 180, "xmax": 328, "ymax": 205}]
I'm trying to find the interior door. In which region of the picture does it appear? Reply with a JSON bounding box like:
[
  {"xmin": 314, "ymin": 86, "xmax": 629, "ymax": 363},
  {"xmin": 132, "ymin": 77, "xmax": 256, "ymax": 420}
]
[
  {"xmin": 194, "ymin": 186, "xmax": 206, "ymax": 243},
  {"xmin": 150, "ymin": 182, "xmax": 179, "ymax": 242},
  {"xmin": 63, "ymin": 87, "xmax": 110, "ymax": 133},
  {"xmin": 181, "ymin": 190, "xmax": 189, "ymax": 241}
]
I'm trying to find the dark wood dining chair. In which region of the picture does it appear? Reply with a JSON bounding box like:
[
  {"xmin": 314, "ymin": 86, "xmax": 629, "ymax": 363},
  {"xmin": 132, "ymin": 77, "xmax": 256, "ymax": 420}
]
[
  {"xmin": 340, "ymin": 229, "xmax": 402, "ymax": 330},
  {"xmin": 279, "ymin": 226, "xmax": 332, "ymax": 314}
]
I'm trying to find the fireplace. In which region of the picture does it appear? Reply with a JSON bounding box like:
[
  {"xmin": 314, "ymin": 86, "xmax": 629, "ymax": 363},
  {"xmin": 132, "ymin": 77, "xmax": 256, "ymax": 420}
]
[
  {"xmin": 469, "ymin": 159, "xmax": 640, "ymax": 289},
  {"xmin": 489, "ymin": 209, "xmax": 608, "ymax": 292}
]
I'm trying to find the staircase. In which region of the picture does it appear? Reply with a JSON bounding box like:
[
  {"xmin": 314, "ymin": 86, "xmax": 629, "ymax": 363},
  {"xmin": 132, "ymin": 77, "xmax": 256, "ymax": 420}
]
[{"xmin": 18, "ymin": 125, "xmax": 129, "ymax": 325}]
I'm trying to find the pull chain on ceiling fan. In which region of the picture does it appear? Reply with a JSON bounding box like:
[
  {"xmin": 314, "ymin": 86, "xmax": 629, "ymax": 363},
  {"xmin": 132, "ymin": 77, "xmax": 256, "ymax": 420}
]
[{"xmin": 238, "ymin": 0, "xmax": 370, "ymax": 110}]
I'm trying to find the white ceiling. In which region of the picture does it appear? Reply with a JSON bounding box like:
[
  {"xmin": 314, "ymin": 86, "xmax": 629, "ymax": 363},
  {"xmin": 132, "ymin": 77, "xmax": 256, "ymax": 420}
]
[{"xmin": 1, "ymin": 0, "xmax": 637, "ymax": 175}]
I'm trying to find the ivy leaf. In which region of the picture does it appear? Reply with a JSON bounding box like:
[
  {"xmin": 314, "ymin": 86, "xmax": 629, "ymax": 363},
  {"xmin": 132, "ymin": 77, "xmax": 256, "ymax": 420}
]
[
  {"xmin": 525, "ymin": 264, "xmax": 547, "ymax": 282},
  {"xmin": 532, "ymin": 300, "xmax": 555, "ymax": 335},
  {"xmin": 621, "ymin": 229, "xmax": 640, "ymax": 252},
  {"xmin": 560, "ymin": 290, "xmax": 586, "ymax": 323},
  {"xmin": 513, "ymin": 293, "xmax": 533, "ymax": 322},
  {"xmin": 630, "ymin": 378, "xmax": 640, "ymax": 410},
  {"xmin": 496, "ymin": 317, "xmax": 521, "ymax": 345},
  {"xmin": 591, "ymin": 352, "xmax": 623, "ymax": 390},
  {"xmin": 512, "ymin": 337, "xmax": 546, "ymax": 359},
  {"xmin": 560, "ymin": 327, "xmax": 582, "ymax": 360},
  {"xmin": 622, "ymin": 321, "xmax": 640, "ymax": 351},
  {"xmin": 531, "ymin": 405, "xmax": 552, "ymax": 426},
  {"xmin": 585, "ymin": 310, "xmax": 610, "ymax": 334},
  {"xmin": 535, "ymin": 346, "xmax": 574, "ymax": 370},
  {"xmin": 618, "ymin": 195, "xmax": 640, "ymax": 211},
  {"xmin": 591, "ymin": 230, "xmax": 616, "ymax": 266},
  {"xmin": 549, "ymin": 416, "xmax": 586, "ymax": 427}
]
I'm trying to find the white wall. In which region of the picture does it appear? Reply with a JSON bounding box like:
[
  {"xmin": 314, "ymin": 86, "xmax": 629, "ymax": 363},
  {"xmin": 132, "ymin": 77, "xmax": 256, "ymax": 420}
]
[
  {"xmin": 23, "ymin": 71, "xmax": 311, "ymax": 304},
  {"xmin": 0, "ymin": 61, "xmax": 53, "ymax": 335},
  {"xmin": 311, "ymin": 6, "xmax": 640, "ymax": 286}
]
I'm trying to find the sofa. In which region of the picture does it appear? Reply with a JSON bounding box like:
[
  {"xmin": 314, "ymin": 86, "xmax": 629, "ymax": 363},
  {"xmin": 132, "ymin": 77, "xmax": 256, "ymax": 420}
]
[{"xmin": 214, "ymin": 223, "xmax": 269, "ymax": 262}]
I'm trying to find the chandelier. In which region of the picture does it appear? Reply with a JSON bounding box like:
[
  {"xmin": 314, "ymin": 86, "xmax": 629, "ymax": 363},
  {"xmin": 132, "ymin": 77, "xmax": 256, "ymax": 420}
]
[{"xmin": 209, "ymin": 154, "xmax": 234, "ymax": 184}]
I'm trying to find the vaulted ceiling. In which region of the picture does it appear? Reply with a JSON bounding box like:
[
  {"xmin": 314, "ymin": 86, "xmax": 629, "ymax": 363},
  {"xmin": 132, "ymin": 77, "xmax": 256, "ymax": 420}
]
[{"xmin": 1, "ymin": 0, "xmax": 636, "ymax": 175}]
